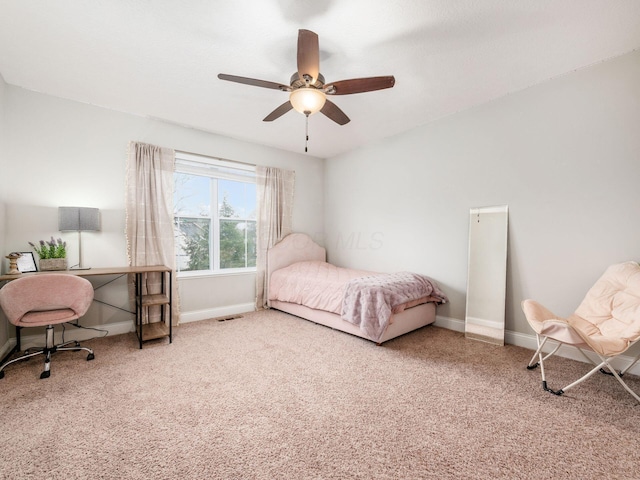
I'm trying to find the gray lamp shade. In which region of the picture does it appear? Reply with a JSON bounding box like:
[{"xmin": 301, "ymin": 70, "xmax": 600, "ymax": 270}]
[{"xmin": 58, "ymin": 207, "xmax": 101, "ymax": 232}]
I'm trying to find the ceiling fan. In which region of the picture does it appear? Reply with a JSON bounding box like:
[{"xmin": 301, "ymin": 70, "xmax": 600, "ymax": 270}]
[{"xmin": 218, "ymin": 29, "xmax": 395, "ymax": 127}]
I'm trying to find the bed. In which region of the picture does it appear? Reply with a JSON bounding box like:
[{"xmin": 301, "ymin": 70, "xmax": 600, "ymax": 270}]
[{"xmin": 267, "ymin": 233, "xmax": 447, "ymax": 344}]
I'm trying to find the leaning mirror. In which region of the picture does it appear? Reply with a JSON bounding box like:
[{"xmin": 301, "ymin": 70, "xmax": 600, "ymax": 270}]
[{"xmin": 465, "ymin": 205, "xmax": 509, "ymax": 345}]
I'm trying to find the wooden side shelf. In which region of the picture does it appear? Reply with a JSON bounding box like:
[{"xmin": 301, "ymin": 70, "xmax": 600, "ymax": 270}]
[
  {"xmin": 142, "ymin": 294, "xmax": 170, "ymax": 307},
  {"xmin": 138, "ymin": 321, "xmax": 171, "ymax": 342},
  {"xmin": 134, "ymin": 267, "xmax": 173, "ymax": 349}
]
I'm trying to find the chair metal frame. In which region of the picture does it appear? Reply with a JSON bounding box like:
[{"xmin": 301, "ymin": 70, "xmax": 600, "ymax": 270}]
[
  {"xmin": 527, "ymin": 330, "xmax": 640, "ymax": 403},
  {"xmin": 0, "ymin": 323, "xmax": 94, "ymax": 379}
]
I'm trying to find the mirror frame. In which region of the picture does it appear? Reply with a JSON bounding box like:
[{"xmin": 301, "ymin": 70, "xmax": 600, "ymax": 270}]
[{"xmin": 465, "ymin": 205, "xmax": 509, "ymax": 345}]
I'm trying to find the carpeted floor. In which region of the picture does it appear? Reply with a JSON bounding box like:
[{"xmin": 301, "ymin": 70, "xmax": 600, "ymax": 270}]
[{"xmin": 1, "ymin": 309, "xmax": 639, "ymax": 479}]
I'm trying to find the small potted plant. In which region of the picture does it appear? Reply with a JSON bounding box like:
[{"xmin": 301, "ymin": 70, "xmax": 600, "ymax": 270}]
[{"xmin": 29, "ymin": 237, "xmax": 68, "ymax": 271}]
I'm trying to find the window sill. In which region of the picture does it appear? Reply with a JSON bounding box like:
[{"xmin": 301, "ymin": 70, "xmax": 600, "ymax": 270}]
[{"xmin": 177, "ymin": 268, "xmax": 256, "ymax": 280}]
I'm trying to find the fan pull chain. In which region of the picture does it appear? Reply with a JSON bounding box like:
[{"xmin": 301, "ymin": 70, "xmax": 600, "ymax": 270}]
[{"xmin": 305, "ymin": 113, "xmax": 310, "ymax": 153}]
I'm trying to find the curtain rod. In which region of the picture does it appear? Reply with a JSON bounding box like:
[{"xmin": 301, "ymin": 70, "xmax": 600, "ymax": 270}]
[{"xmin": 175, "ymin": 149, "xmax": 256, "ymax": 168}]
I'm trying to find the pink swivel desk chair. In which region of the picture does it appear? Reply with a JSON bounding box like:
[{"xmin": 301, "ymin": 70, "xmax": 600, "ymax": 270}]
[{"xmin": 0, "ymin": 274, "xmax": 95, "ymax": 379}]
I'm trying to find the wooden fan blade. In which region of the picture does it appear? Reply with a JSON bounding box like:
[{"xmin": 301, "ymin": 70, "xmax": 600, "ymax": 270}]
[
  {"xmin": 325, "ymin": 76, "xmax": 395, "ymax": 95},
  {"xmin": 218, "ymin": 74, "xmax": 290, "ymax": 91},
  {"xmin": 320, "ymin": 99, "xmax": 350, "ymax": 125},
  {"xmin": 297, "ymin": 29, "xmax": 320, "ymax": 84},
  {"xmin": 263, "ymin": 101, "xmax": 293, "ymax": 122}
]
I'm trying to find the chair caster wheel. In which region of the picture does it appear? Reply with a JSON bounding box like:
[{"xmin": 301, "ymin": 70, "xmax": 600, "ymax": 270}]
[
  {"xmin": 87, "ymin": 353, "xmax": 95, "ymax": 361},
  {"xmin": 40, "ymin": 370, "xmax": 51, "ymax": 379}
]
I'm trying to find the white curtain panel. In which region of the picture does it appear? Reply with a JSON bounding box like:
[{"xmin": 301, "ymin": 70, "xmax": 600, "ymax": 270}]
[
  {"xmin": 125, "ymin": 141, "xmax": 180, "ymax": 325},
  {"xmin": 255, "ymin": 166, "xmax": 295, "ymax": 310}
]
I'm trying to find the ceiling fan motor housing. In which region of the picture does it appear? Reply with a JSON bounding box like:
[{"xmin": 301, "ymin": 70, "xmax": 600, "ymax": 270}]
[{"xmin": 290, "ymin": 72, "xmax": 325, "ymax": 90}]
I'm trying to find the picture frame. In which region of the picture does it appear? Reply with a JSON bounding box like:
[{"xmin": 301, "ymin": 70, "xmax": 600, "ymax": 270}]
[{"xmin": 16, "ymin": 252, "xmax": 38, "ymax": 273}]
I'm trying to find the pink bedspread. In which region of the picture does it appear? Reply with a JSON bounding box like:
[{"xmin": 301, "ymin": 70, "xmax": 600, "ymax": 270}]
[
  {"xmin": 269, "ymin": 261, "xmax": 376, "ymax": 314},
  {"xmin": 341, "ymin": 272, "xmax": 448, "ymax": 342}
]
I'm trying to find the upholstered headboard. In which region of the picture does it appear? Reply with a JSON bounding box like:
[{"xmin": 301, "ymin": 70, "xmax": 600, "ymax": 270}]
[{"xmin": 267, "ymin": 233, "xmax": 326, "ymax": 281}]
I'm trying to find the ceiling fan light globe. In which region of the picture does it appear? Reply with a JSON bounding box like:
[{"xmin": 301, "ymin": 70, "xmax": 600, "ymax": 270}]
[{"xmin": 289, "ymin": 88, "xmax": 326, "ymax": 115}]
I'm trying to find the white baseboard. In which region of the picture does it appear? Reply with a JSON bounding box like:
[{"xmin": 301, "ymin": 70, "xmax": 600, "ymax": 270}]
[
  {"xmin": 4, "ymin": 311, "xmax": 639, "ymax": 378},
  {"xmin": 0, "ymin": 338, "xmax": 17, "ymax": 361},
  {"xmin": 0, "ymin": 305, "xmax": 256, "ymax": 355},
  {"xmin": 465, "ymin": 316, "xmax": 504, "ymax": 330},
  {"xmin": 13, "ymin": 320, "xmax": 135, "ymax": 351},
  {"xmin": 179, "ymin": 303, "xmax": 256, "ymax": 324},
  {"xmin": 435, "ymin": 315, "xmax": 640, "ymax": 377},
  {"xmin": 434, "ymin": 315, "xmax": 465, "ymax": 332},
  {"xmin": 57, "ymin": 304, "xmax": 257, "ymax": 336}
]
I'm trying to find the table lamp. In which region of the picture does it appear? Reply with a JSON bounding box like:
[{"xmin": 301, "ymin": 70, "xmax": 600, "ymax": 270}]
[{"xmin": 58, "ymin": 206, "xmax": 101, "ymax": 270}]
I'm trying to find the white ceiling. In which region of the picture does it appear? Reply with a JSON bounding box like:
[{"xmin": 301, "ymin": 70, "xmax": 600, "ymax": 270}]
[{"xmin": 1, "ymin": 1, "xmax": 640, "ymax": 159}]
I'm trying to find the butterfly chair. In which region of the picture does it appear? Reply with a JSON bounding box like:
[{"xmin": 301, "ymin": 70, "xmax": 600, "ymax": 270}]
[
  {"xmin": 0, "ymin": 274, "xmax": 95, "ymax": 379},
  {"xmin": 523, "ymin": 261, "xmax": 640, "ymax": 403}
]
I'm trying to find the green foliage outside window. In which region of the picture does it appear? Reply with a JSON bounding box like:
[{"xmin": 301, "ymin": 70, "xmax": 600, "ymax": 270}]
[
  {"xmin": 177, "ymin": 192, "xmax": 255, "ymax": 272},
  {"xmin": 180, "ymin": 219, "xmax": 210, "ymax": 271}
]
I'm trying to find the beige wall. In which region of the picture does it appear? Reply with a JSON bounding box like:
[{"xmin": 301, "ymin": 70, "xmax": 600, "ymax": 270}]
[
  {"xmin": 324, "ymin": 50, "xmax": 640, "ymax": 347},
  {"xmin": 0, "ymin": 73, "xmax": 8, "ymax": 350},
  {"xmin": 0, "ymin": 84, "xmax": 324, "ymax": 350},
  {"xmin": 2, "ymin": 50, "xmax": 639, "ymax": 359}
]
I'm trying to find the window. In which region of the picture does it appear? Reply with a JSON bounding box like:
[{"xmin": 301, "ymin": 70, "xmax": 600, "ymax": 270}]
[{"xmin": 174, "ymin": 152, "xmax": 256, "ymax": 275}]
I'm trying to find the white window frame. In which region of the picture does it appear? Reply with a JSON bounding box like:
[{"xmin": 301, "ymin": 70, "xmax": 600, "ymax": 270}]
[{"xmin": 174, "ymin": 151, "xmax": 256, "ymax": 278}]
